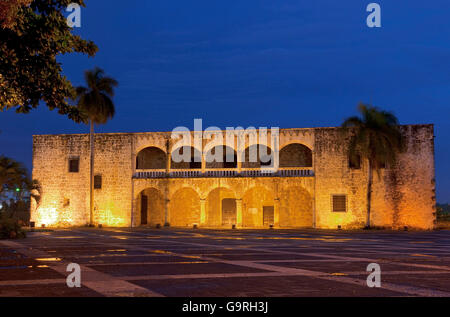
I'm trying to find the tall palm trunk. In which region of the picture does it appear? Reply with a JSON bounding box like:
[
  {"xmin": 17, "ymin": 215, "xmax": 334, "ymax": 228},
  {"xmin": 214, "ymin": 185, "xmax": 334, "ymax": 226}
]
[
  {"xmin": 89, "ymin": 120, "xmax": 94, "ymax": 226},
  {"xmin": 366, "ymin": 159, "xmax": 373, "ymax": 228}
]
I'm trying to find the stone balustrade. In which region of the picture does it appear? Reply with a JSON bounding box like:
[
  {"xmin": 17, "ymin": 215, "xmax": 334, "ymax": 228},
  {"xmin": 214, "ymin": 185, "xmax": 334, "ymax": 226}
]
[{"xmin": 133, "ymin": 167, "xmax": 314, "ymax": 179}]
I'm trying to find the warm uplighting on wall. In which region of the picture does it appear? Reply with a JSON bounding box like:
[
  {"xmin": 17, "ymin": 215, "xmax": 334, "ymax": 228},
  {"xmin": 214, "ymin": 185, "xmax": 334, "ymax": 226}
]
[
  {"xmin": 96, "ymin": 208, "xmax": 127, "ymax": 227},
  {"xmin": 36, "ymin": 207, "xmax": 58, "ymax": 227}
]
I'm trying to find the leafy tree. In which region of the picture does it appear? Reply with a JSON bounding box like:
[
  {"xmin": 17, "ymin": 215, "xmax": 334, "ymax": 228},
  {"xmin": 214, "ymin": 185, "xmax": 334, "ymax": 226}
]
[
  {"xmin": 0, "ymin": 156, "xmax": 28, "ymax": 200},
  {"xmin": 342, "ymin": 104, "xmax": 404, "ymax": 228},
  {"xmin": 0, "ymin": 0, "xmax": 32, "ymax": 29},
  {"xmin": 76, "ymin": 67, "xmax": 118, "ymax": 225},
  {"xmin": 0, "ymin": 0, "xmax": 97, "ymax": 122}
]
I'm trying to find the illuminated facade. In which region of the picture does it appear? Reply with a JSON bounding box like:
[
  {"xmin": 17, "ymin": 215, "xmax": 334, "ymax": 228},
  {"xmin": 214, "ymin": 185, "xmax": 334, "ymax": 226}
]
[{"xmin": 31, "ymin": 125, "xmax": 436, "ymax": 230}]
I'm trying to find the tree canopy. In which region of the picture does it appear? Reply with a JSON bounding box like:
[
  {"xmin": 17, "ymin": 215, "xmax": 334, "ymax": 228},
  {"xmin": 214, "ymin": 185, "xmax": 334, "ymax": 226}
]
[
  {"xmin": 0, "ymin": 156, "xmax": 28, "ymax": 198},
  {"xmin": 0, "ymin": 0, "xmax": 97, "ymax": 122},
  {"xmin": 342, "ymin": 103, "xmax": 404, "ymax": 172},
  {"xmin": 76, "ymin": 67, "xmax": 118, "ymax": 125}
]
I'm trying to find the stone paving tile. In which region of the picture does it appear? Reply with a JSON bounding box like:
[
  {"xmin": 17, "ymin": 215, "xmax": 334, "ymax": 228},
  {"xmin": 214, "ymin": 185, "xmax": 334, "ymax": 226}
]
[
  {"xmin": 2, "ymin": 228, "xmax": 450, "ymax": 297},
  {"xmin": 384, "ymin": 258, "xmax": 450, "ymax": 266},
  {"xmin": 0, "ymin": 283, "xmax": 103, "ymax": 297},
  {"xmin": 153, "ymin": 249, "xmax": 258, "ymax": 255},
  {"xmin": 205, "ymin": 253, "xmax": 321, "ymax": 261},
  {"xmin": 91, "ymin": 262, "xmax": 272, "ymax": 277},
  {"xmin": 0, "ymin": 266, "xmax": 65, "ymax": 281},
  {"xmin": 30, "ymin": 249, "xmax": 145, "ymax": 257},
  {"xmin": 347, "ymin": 273, "xmax": 450, "ymax": 293},
  {"xmin": 0, "ymin": 247, "xmax": 66, "ymax": 281},
  {"xmin": 262, "ymin": 260, "xmax": 445, "ymax": 273},
  {"xmin": 63, "ymin": 255, "xmax": 211, "ymax": 265},
  {"xmin": 130, "ymin": 275, "xmax": 406, "ymax": 297}
]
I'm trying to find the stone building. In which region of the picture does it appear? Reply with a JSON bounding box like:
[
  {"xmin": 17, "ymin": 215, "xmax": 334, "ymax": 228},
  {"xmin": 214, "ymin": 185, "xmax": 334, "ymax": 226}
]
[{"xmin": 31, "ymin": 124, "xmax": 436, "ymax": 230}]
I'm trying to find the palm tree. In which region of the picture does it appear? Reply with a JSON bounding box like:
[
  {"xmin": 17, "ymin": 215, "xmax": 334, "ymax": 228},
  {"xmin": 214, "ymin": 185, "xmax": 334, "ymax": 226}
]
[
  {"xmin": 76, "ymin": 67, "xmax": 118, "ymax": 226},
  {"xmin": 342, "ymin": 103, "xmax": 404, "ymax": 228},
  {"xmin": 0, "ymin": 156, "xmax": 28, "ymax": 199},
  {"xmin": 28, "ymin": 179, "xmax": 42, "ymax": 211}
]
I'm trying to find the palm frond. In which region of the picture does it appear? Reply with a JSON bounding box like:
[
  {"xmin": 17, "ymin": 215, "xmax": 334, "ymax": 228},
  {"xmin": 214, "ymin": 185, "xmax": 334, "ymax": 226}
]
[
  {"xmin": 77, "ymin": 67, "xmax": 118, "ymax": 126},
  {"xmin": 343, "ymin": 103, "xmax": 404, "ymax": 174}
]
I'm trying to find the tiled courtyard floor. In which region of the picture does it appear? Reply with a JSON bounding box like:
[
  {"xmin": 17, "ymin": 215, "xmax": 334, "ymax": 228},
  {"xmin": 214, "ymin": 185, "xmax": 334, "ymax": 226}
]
[{"xmin": 1, "ymin": 228, "xmax": 450, "ymax": 297}]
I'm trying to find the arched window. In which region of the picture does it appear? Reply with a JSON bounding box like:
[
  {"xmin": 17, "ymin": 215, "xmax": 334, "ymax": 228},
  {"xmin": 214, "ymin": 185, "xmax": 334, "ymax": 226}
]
[
  {"xmin": 241, "ymin": 144, "xmax": 273, "ymax": 168},
  {"xmin": 280, "ymin": 144, "xmax": 312, "ymax": 168},
  {"xmin": 136, "ymin": 147, "xmax": 167, "ymax": 169},
  {"xmin": 205, "ymin": 146, "xmax": 237, "ymax": 169},
  {"xmin": 171, "ymin": 146, "xmax": 202, "ymax": 169}
]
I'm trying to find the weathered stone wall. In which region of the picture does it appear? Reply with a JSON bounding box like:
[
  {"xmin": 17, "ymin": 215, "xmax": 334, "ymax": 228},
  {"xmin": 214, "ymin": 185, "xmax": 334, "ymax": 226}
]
[
  {"xmin": 32, "ymin": 134, "xmax": 90, "ymax": 226},
  {"xmin": 90, "ymin": 133, "xmax": 134, "ymax": 227},
  {"xmin": 31, "ymin": 133, "xmax": 134, "ymax": 227},
  {"xmin": 314, "ymin": 125, "xmax": 435, "ymax": 230},
  {"xmin": 32, "ymin": 125, "xmax": 435, "ymax": 230}
]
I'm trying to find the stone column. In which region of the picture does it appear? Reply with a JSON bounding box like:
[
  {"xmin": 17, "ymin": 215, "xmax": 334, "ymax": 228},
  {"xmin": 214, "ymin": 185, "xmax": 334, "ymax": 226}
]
[
  {"xmin": 236, "ymin": 199, "xmax": 243, "ymax": 228},
  {"xmin": 165, "ymin": 139, "xmax": 171, "ymax": 227},
  {"xmin": 201, "ymin": 155, "xmax": 206, "ymax": 174},
  {"xmin": 274, "ymin": 198, "xmax": 280, "ymax": 227},
  {"xmin": 130, "ymin": 136, "xmax": 136, "ymax": 228},
  {"xmin": 200, "ymin": 199, "xmax": 207, "ymax": 225},
  {"xmin": 166, "ymin": 139, "xmax": 171, "ymax": 173}
]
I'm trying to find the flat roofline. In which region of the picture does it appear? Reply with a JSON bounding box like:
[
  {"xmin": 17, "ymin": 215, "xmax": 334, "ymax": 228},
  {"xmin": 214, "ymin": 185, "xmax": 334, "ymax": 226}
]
[{"xmin": 32, "ymin": 124, "xmax": 434, "ymax": 138}]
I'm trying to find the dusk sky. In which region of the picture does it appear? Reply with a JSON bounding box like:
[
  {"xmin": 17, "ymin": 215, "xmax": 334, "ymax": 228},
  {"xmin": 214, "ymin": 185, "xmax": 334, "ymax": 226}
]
[{"xmin": 1, "ymin": 0, "xmax": 450, "ymax": 202}]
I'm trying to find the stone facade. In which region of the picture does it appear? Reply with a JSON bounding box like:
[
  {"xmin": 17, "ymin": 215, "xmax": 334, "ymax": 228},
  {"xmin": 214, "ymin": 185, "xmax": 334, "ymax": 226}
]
[{"xmin": 31, "ymin": 125, "xmax": 436, "ymax": 230}]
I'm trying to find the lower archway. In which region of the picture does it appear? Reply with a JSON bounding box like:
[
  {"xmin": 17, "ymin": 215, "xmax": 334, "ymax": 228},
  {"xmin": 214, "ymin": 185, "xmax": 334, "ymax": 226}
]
[
  {"xmin": 137, "ymin": 188, "xmax": 165, "ymax": 226},
  {"xmin": 242, "ymin": 186, "xmax": 274, "ymax": 228},
  {"xmin": 170, "ymin": 187, "xmax": 201, "ymax": 227},
  {"xmin": 206, "ymin": 187, "xmax": 236, "ymax": 227},
  {"xmin": 279, "ymin": 186, "xmax": 313, "ymax": 227}
]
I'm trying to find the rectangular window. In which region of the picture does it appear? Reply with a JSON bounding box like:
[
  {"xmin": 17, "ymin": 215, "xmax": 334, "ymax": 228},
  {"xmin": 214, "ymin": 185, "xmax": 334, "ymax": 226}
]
[
  {"xmin": 69, "ymin": 158, "xmax": 79, "ymax": 173},
  {"xmin": 94, "ymin": 175, "xmax": 102, "ymax": 189},
  {"xmin": 332, "ymin": 195, "xmax": 347, "ymax": 212},
  {"xmin": 349, "ymin": 154, "xmax": 361, "ymax": 169}
]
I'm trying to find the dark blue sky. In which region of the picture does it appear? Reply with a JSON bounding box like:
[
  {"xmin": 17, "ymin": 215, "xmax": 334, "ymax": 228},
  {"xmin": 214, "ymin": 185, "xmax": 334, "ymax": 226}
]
[{"xmin": 1, "ymin": 0, "xmax": 450, "ymax": 202}]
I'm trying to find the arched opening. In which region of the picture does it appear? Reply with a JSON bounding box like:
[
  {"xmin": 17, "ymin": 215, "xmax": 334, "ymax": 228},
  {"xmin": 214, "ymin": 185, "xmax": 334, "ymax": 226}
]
[
  {"xmin": 205, "ymin": 146, "xmax": 237, "ymax": 169},
  {"xmin": 136, "ymin": 147, "xmax": 167, "ymax": 169},
  {"xmin": 169, "ymin": 187, "xmax": 200, "ymax": 227},
  {"xmin": 241, "ymin": 144, "xmax": 273, "ymax": 168},
  {"xmin": 280, "ymin": 144, "xmax": 313, "ymax": 168},
  {"xmin": 137, "ymin": 188, "xmax": 165, "ymax": 226},
  {"xmin": 279, "ymin": 186, "xmax": 313, "ymax": 227},
  {"xmin": 171, "ymin": 146, "xmax": 202, "ymax": 169},
  {"xmin": 206, "ymin": 187, "xmax": 236, "ymax": 227},
  {"xmin": 242, "ymin": 186, "xmax": 274, "ymax": 227}
]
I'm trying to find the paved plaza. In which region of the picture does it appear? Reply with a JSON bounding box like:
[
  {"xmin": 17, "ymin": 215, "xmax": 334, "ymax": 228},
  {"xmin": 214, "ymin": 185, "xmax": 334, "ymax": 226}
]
[{"xmin": 1, "ymin": 228, "xmax": 450, "ymax": 297}]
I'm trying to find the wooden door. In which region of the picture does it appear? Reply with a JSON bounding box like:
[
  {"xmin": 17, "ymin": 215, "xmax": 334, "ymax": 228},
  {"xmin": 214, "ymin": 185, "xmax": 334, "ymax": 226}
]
[{"xmin": 141, "ymin": 195, "xmax": 148, "ymax": 225}]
